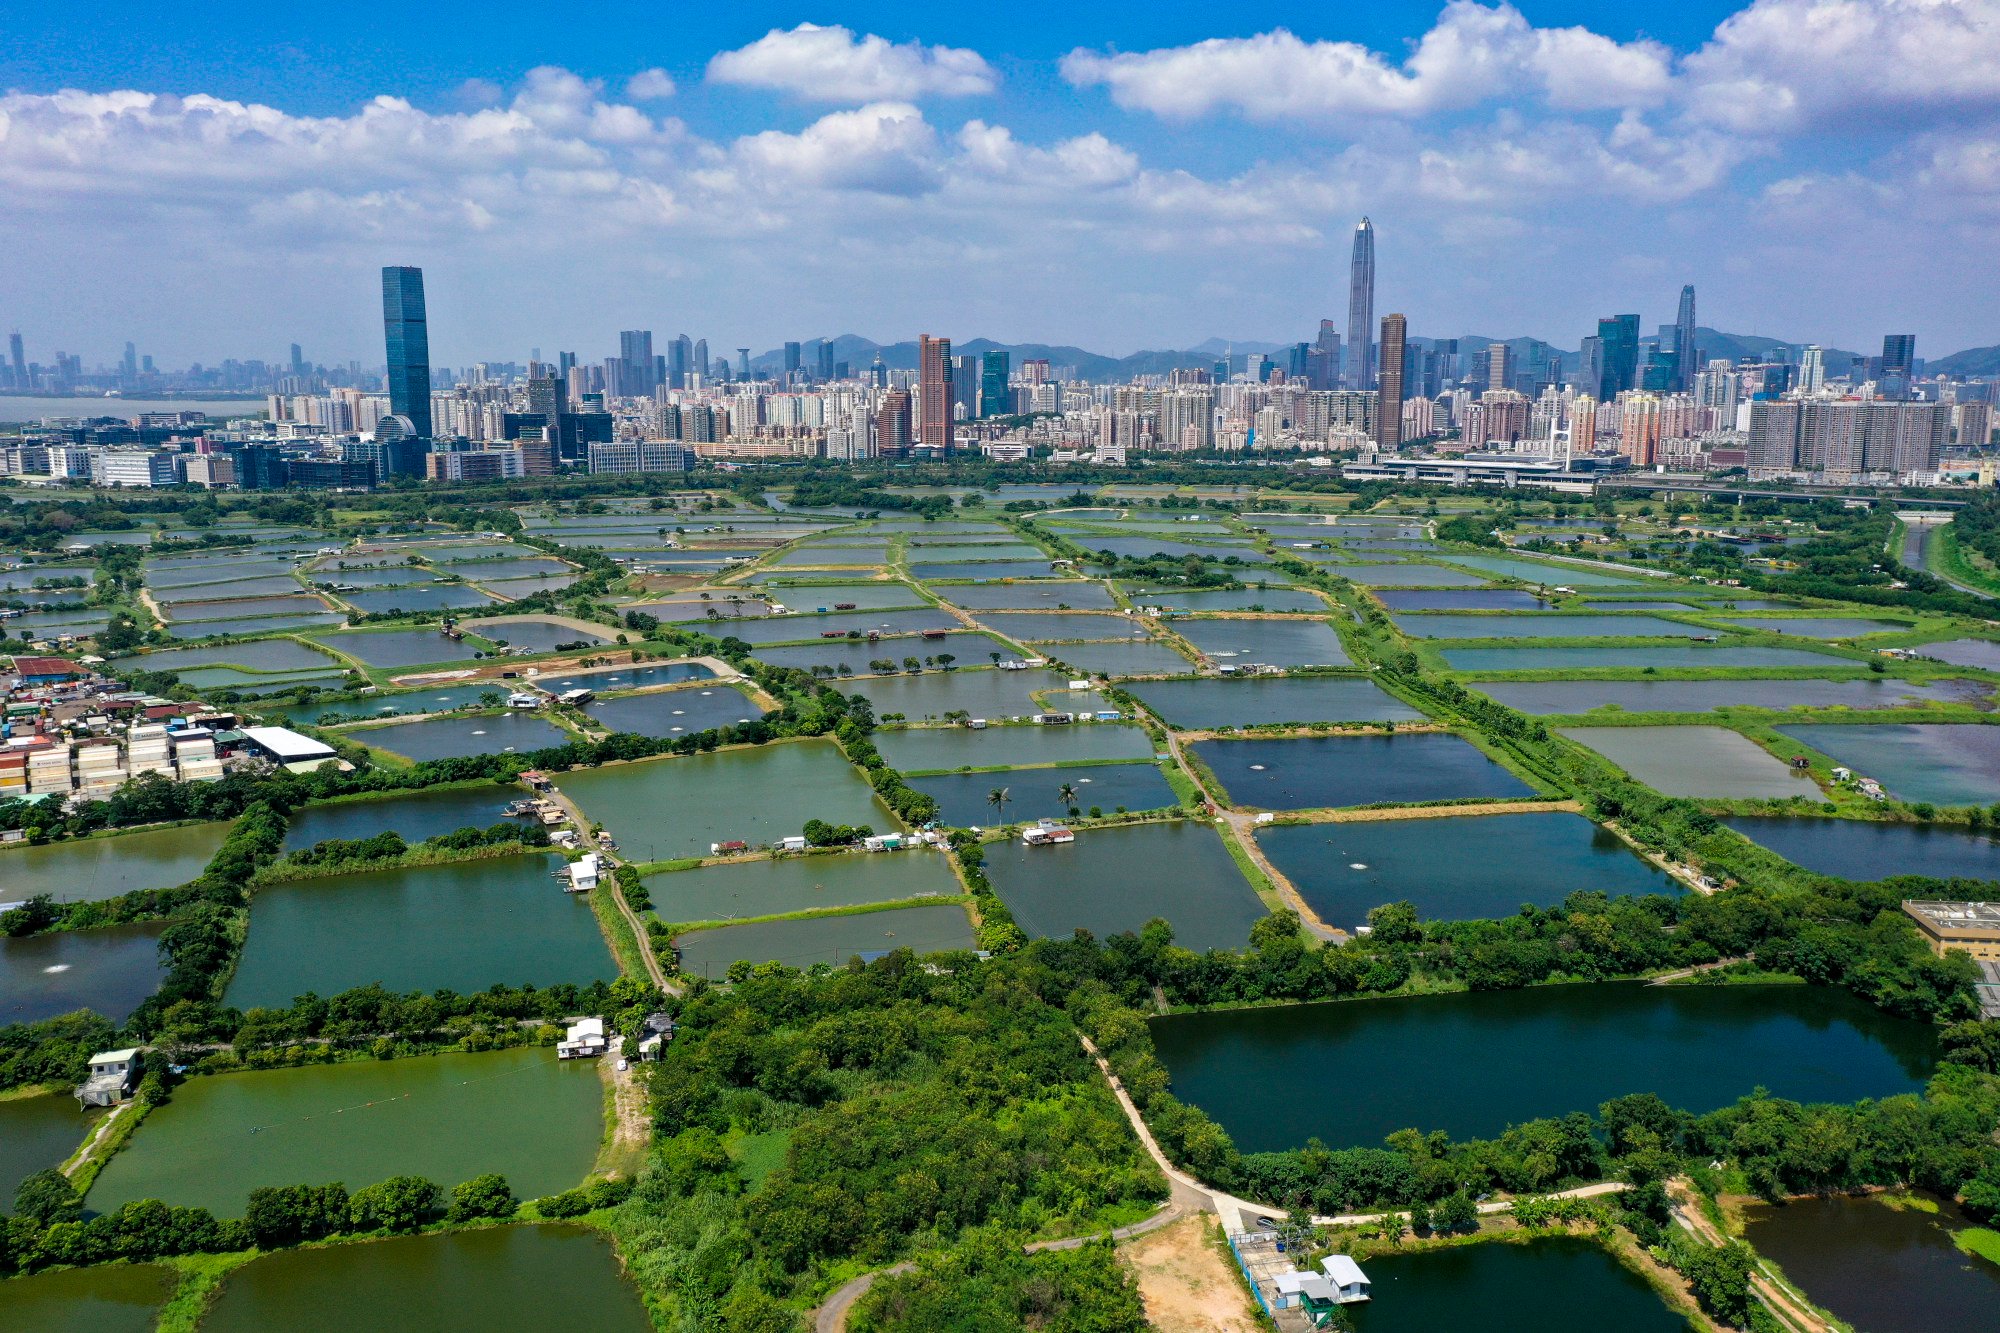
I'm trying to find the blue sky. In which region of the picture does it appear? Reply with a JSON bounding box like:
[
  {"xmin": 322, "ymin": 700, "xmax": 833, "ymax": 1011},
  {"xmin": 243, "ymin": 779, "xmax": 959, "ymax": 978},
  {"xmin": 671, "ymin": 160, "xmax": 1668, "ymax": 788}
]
[{"xmin": 2, "ymin": 2, "xmax": 1996, "ymax": 366}]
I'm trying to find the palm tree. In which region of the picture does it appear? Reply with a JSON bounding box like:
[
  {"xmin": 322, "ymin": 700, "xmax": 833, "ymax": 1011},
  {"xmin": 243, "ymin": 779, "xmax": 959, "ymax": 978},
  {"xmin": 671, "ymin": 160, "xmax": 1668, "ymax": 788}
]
[
  {"xmin": 1056, "ymin": 781, "xmax": 1077, "ymax": 810},
  {"xmin": 986, "ymin": 787, "xmax": 1012, "ymax": 825}
]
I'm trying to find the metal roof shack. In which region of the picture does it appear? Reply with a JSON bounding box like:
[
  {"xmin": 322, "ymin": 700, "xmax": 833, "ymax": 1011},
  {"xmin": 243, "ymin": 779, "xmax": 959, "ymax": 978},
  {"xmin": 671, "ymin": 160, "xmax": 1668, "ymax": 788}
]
[
  {"xmin": 237, "ymin": 725, "xmax": 339, "ymax": 770},
  {"xmin": 8, "ymin": 656, "xmax": 86, "ymax": 685}
]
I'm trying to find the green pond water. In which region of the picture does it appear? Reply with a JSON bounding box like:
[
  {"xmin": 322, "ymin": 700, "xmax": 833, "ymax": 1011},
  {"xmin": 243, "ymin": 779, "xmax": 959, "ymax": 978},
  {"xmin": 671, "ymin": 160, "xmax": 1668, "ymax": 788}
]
[
  {"xmin": 914, "ymin": 761, "xmax": 1178, "ymax": 826},
  {"xmin": 0, "ymin": 1094, "xmax": 95, "ymax": 1204},
  {"xmin": 1477, "ymin": 677, "xmax": 1987, "ymax": 715},
  {"xmin": 1045, "ymin": 639, "xmax": 1199, "ymax": 677},
  {"xmin": 0, "ymin": 821, "xmax": 230, "ymax": 904},
  {"xmin": 353, "ymin": 711, "xmax": 573, "ymax": 761},
  {"xmin": 1262, "ymin": 812, "xmax": 1675, "ymax": 930},
  {"xmin": 849, "ymin": 667, "xmax": 1074, "ymax": 720},
  {"xmin": 1441, "ymin": 644, "xmax": 1839, "ymax": 671},
  {"xmin": 874, "ymin": 723, "xmax": 1156, "ymax": 773},
  {"xmin": 984, "ymin": 821, "xmax": 1267, "ymax": 951},
  {"xmin": 648, "ymin": 848, "xmax": 957, "ymax": 924},
  {"xmin": 1152, "ymin": 984, "xmax": 1935, "ymax": 1151},
  {"xmin": 1130, "ymin": 677, "xmax": 1424, "ymax": 728},
  {"xmin": 200, "ymin": 1224, "xmax": 650, "ymax": 1333},
  {"xmin": 1173, "ymin": 618, "xmax": 1351, "ymax": 667},
  {"xmin": 1776, "ymin": 722, "xmax": 2000, "ymax": 805},
  {"xmin": 88, "ymin": 1047, "xmax": 603, "ymax": 1216},
  {"xmin": 1740, "ymin": 1193, "xmax": 2000, "ymax": 1333},
  {"xmin": 1193, "ymin": 734, "xmax": 1534, "ymax": 809},
  {"xmin": 0, "ymin": 923, "xmax": 165, "ymax": 1025},
  {"xmin": 584, "ymin": 685, "xmax": 763, "ymax": 738},
  {"xmin": 561, "ymin": 740, "xmax": 893, "ymax": 862},
  {"xmin": 674, "ymin": 902, "xmax": 974, "ymax": 977},
  {"xmin": 1723, "ymin": 815, "xmax": 2000, "ymax": 881},
  {"xmin": 1719, "ymin": 616, "xmax": 1912, "ymax": 637},
  {"xmin": 1347, "ymin": 1238, "xmax": 1691, "ymax": 1332},
  {"xmin": 927, "ymin": 580, "xmax": 1118, "ymax": 609},
  {"xmin": 0, "ymin": 1263, "xmax": 176, "ymax": 1333},
  {"xmin": 227, "ymin": 853, "xmax": 612, "ymax": 1008},
  {"xmin": 165, "ymin": 613, "xmax": 347, "ymax": 640},
  {"xmin": 1561, "ymin": 726, "xmax": 1815, "ymax": 799},
  {"xmin": 1391, "ymin": 613, "xmax": 1706, "ymax": 639}
]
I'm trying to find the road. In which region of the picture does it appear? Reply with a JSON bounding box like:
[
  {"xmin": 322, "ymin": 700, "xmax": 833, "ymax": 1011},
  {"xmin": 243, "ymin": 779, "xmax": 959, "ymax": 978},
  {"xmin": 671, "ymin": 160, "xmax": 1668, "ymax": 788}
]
[{"xmin": 537, "ymin": 777, "xmax": 672, "ymax": 993}]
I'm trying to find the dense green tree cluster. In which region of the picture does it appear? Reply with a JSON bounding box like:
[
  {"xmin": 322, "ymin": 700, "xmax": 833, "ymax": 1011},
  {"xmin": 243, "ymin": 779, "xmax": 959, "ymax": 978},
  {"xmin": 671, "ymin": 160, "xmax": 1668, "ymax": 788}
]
[{"xmin": 852, "ymin": 1230, "xmax": 1145, "ymax": 1332}]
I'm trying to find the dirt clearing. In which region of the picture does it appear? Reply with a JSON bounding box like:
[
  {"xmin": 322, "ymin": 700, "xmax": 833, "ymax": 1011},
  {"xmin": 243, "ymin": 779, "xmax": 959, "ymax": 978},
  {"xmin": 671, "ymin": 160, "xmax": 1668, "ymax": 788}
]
[{"xmin": 1119, "ymin": 1215, "xmax": 1262, "ymax": 1333}]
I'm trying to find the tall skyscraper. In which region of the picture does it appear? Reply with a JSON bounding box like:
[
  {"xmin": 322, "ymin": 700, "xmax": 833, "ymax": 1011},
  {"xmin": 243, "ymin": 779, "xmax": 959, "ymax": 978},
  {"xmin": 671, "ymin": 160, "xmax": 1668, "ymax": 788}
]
[
  {"xmin": 1672, "ymin": 285, "xmax": 1697, "ymax": 392},
  {"xmin": 1345, "ymin": 218, "xmax": 1376, "ymax": 388},
  {"xmin": 783, "ymin": 341, "xmax": 802, "ymax": 378},
  {"xmin": 1485, "ymin": 342, "xmax": 1513, "ymax": 394},
  {"xmin": 619, "ymin": 330, "xmax": 655, "ymax": 395},
  {"xmin": 693, "ymin": 339, "xmax": 709, "ymax": 378},
  {"xmin": 1880, "ymin": 333, "xmax": 1916, "ymax": 399},
  {"xmin": 1308, "ymin": 319, "xmax": 1341, "ymax": 390},
  {"xmin": 7, "ymin": 333, "xmax": 24, "ymax": 387},
  {"xmin": 1376, "ymin": 314, "xmax": 1407, "ymax": 452},
  {"xmin": 918, "ymin": 334, "xmax": 953, "ymax": 448},
  {"xmin": 381, "ymin": 266, "xmax": 432, "ymax": 439},
  {"xmin": 1596, "ymin": 314, "xmax": 1639, "ymax": 401},
  {"xmin": 1800, "ymin": 345, "xmax": 1826, "ymax": 394},
  {"xmin": 289, "ymin": 343, "xmax": 305, "ymax": 378},
  {"xmin": 980, "ymin": 349, "xmax": 1010, "ymax": 417}
]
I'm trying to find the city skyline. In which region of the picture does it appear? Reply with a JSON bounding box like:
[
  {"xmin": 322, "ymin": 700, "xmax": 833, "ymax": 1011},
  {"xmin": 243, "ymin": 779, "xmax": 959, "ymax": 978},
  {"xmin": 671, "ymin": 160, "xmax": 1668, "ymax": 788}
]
[{"xmin": 3, "ymin": 2, "xmax": 2000, "ymax": 361}]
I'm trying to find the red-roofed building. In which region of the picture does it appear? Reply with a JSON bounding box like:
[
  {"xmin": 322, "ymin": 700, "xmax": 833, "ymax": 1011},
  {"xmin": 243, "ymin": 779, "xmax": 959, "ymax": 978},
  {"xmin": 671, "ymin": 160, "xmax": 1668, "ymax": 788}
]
[{"xmin": 7, "ymin": 657, "xmax": 85, "ymax": 685}]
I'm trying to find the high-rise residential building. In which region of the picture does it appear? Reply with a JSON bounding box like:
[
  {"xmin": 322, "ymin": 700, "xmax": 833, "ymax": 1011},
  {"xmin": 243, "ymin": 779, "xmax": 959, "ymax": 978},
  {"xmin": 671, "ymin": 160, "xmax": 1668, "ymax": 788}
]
[
  {"xmin": 1345, "ymin": 218, "xmax": 1376, "ymax": 388},
  {"xmin": 1800, "ymin": 345, "xmax": 1826, "ymax": 394},
  {"xmin": 878, "ymin": 389, "xmax": 913, "ymax": 455},
  {"xmin": 980, "ymin": 349, "xmax": 1010, "ymax": 417},
  {"xmin": 381, "ymin": 266, "xmax": 432, "ymax": 439},
  {"xmin": 1567, "ymin": 397, "xmax": 1597, "ymax": 455},
  {"xmin": 917, "ymin": 335, "xmax": 953, "ymax": 448},
  {"xmin": 1672, "ymin": 285, "xmax": 1697, "ymax": 392},
  {"xmin": 1376, "ymin": 314, "xmax": 1407, "ymax": 452},
  {"xmin": 1596, "ymin": 315, "xmax": 1639, "ymax": 401}
]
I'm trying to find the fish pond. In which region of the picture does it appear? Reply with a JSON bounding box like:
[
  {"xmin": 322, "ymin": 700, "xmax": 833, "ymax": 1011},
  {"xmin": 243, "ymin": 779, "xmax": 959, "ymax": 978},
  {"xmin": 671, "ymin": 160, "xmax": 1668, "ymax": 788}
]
[
  {"xmin": 647, "ymin": 849, "xmax": 958, "ymax": 925},
  {"xmin": 1331, "ymin": 564, "xmax": 1491, "ymax": 588},
  {"xmin": 311, "ymin": 628, "xmax": 478, "ymax": 668},
  {"xmin": 1172, "ymin": 618, "xmax": 1351, "ymax": 667},
  {"xmin": 1441, "ymin": 555, "xmax": 1643, "ymax": 587},
  {"xmin": 910, "ymin": 560, "xmax": 1056, "ymax": 581},
  {"xmin": 529, "ymin": 661, "xmax": 715, "ymax": 694},
  {"xmin": 982, "ymin": 821, "xmax": 1266, "ymax": 951},
  {"xmin": 1042, "ymin": 639, "xmax": 1196, "ymax": 677},
  {"xmin": 1441, "ymin": 643, "xmax": 1839, "ymax": 672},
  {"xmin": 1193, "ymin": 734, "xmax": 1535, "ymax": 810},
  {"xmin": 89, "ymin": 1047, "xmax": 602, "ymax": 1216},
  {"xmin": 1150, "ymin": 983, "xmax": 1937, "ymax": 1151},
  {"xmin": 1372, "ymin": 588, "xmax": 1553, "ymax": 611},
  {"xmin": 1347, "ymin": 1238, "xmax": 1692, "ymax": 1333},
  {"xmin": 0, "ymin": 1263, "xmax": 176, "ymax": 1333},
  {"xmin": 0, "ymin": 1094, "xmax": 94, "ymax": 1206},
  {"xmin": 1120, "ymin": 586, "xmax": 1327, "ymax": 613},
  {"xmin": 927, "ymin": 580, "xmax": 1118, "ymax": 610},
  {"xmin": 1775, "ymin": 723, "xmax": 2000, "ymax": 805},
  {"xmin": 1260, "ymin": 812, "xmax": 1674, "ymax": 930},
  {"xmin": 1918, "ymin": 639, "xmax": 2000, "ymax": 671},
  {"xmin": 113, "ymin": 638, "xmax": 336, "ymax": 673},
  {"xmin": 976, "ymin": 611, "xmax": 1147, "ymax": 641},
  {"xmin": 1722, "ymin": 815, "xmax": 2000, "ymax": 882},
  {"xmin": 1129, "ymin": 677, "xmax": 1425, "ymax": 728},
  {"xmin": 721, "ymin": 607, "xmax": 959, "ymax": 645},
  {"xmin": 352, "ymin": 711, "xmax": 573, "ymax": 761},
  {"xmin": 200, "ymin": 1225, "xmax": 651, "ymax": 1333},
  {"xmin": 674, "ymin": 902, "xmax": 974, "ymax": 977},
  {"xmin": 1476, "ymin": 676, "xmax": 1987, "ymax": 715},
  {"xmin": 282, "ymin": 786, "xmax": 523, "ymax": 849},
  {"xmin": 1562, "ymin": 725, "xmax": 1808, "ymax": 799},
  {"xmin": 561, "ymin": 740, "xmax": 891, "ymax": 862},
  {"xmin": 344, "ymin": 585, "xmax": 497, "ymax": 614},
  {"xmin": 1717, "ymin": 616, "xmax": 1912, "ymax": 637},
  {"xmin": 849, "ymin": 667, "xmax": 1074, "ymax": 721},
  {"xmin": 759, "ymin": 582, "xmax": 924, "ymax": 611},
  {"xmin": 1738, "ymin": 1193, "xmax": 2000, "ymax": 1333},
  {"xmin": 583, "ymin": 685, "xmax": 763, "ymax": 738},
  {"xmin": 747, "ymin": 634, "xmax": 1015, "ymax": 675},
  {"xmin": 913, "ymin": 761, "xmax": 1178, "ymax": 826},
  {"xmin": 0, "ymin": 923, "xmax": 165, "ymax": 1025},
  {"xmin": 265, "ymin": 682, "xmax": 502, "ymax": 724},
  {"xmin": 1390, "ymin": 613, "xmax": 1706, "ymax": 639},
  {"xmin": 0, "ymin": 820, "xmax": 230, "ymax": 904},
  {"xmin": 473, "ymin": 618, "xmax": 613, "ymax": 652},
  {"xmin": 225, "ymin": 854, "xmax": 613, "ymax": 1008},
  {"xmin": 873, "ymin": 722, "xmax": 1155, "ymax": 773}
]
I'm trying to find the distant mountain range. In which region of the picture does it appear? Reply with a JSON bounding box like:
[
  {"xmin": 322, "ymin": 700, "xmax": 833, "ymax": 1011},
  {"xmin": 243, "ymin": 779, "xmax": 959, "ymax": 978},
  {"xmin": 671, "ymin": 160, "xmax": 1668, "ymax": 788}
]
[{"xmin": 745, "ymin": 327, "xmax": 1970, "ymax": 381}]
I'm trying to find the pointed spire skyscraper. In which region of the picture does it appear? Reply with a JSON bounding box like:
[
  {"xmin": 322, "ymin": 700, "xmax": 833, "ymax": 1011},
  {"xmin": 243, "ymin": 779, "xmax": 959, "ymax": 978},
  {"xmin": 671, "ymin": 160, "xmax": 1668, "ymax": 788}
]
[
  {"xmin": 1672, "ymin": 284, "xmax": 1697, "ymax": 393},
  {"xmin": 1346, "ymin": 217, "xmax": 1376, "ymax": 389}
]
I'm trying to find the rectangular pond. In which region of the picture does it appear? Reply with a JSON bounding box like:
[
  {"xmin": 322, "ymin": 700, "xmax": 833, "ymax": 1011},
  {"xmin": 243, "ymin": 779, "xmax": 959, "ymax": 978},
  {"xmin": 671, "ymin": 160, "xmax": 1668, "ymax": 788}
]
[
  {"xmin": 1916, "ymin": 639, "xmax": 2000, "ymax": 671},
  {"xmin": 873, "ymin": 723, "xmax": 1156, "ymax": 773},
  {"xmin": 0, "ymin": 1262, "xmax": 175, "ymax": 1333},
  {"xmin": 646, "ymin": 848, "xmax": 957, "ymax": 924},
  {"xmin": 1391, "ymin": 613, "xmax": 1708, "ymax": 639},
  {"xmin": 1334, "ymin": 564, "xmax": 1492, "ymax": 588},
  {"xmin": 528, "ymin": 661, "xmax": 715, "ymax": 694},
  {"xmin": 1119, "ymin": 586, "xmax": 1326, "ymax": 613},
  {"xmin": 479, "ymin": 574, "xmax": 584, "ymax": 601},
  {"xmin": 265, "ymin": 682, "xmax": 504, "ymax": 724},
  {"xmin": 87, "ymin": 1047, "xmax": 603, "ymax": 1216},
  {"xmin": 1440, "ymin": 644, "xmax": 1840, "ymax": 672},
  {"xmin": 1193, "ymin": 734, "xmax": 1535, "ymax": 810},
  {"xmin": 225, "ymin": 854, "xmax": 612, "ymax": 1009},
  {"xmin": 473, "ymin": 619, "xmax": 614, "ymax": 652},
  {"xmin": 913, "ymin": 761, "xmax": 1178, "ymax": 826},
  {"xmin": 583, "ymin": 685, "xmax": 764, "ymax": 738},
  {"xmin": 1723, "ymin": 815, "xmax": 2000, "ymax": 882},
  {"xmin": 0, "ymin": 821, "xmax": 230, "ymax": 904},
  {"xmin": 165, "ymin": 614, "xmax": 345, "ymax": 639},
  {"xmin": 976, "ymin": 611, "xmax": 1147, "ymax": 641},
  {"xmin": 1042, "ymin": 640, "xmax": 1196, "ymax": 677},
  {"xmin": 1173, "ymin": 618, "xmax": 1351, "ymax": 667},
  {"xmin": 199, "ymin": 1224, "xmax": 651, "ymax": 1333},
  {"xmin": 311, "ymin": 628, "xmax": 480, "ymax": 669},
  {"xmin": 162, "ymin": 594, "xmax": 331, "ymax": 622},
  {"xmin": 747, "ymin": 634, "xmax": 1015, "ymax": 676},
  {"xmin": 1261, "ymin": 812, "xmax": 1675, "ymax": 931},
  {"xmin": 757, "ymin": 581, "xmax": 925, "ymax": 611},
  {"xmin": 113, "ymin": 638, "xmax": 337, "ymax": 673},
  {"xmin": 352, "ymin": 711, "xmax": 573, "ymax": 761},
  {"xmin": 673, "ymin": 901, "xmax": 974, "ymax": 977},
  {"xmin": 1775, "ymin": 723, "xmax": 2000, "ymax": 805},
  {"xmin": 1347, "ymin": 1238, "xmax": 1694, "ymax": 1333},
  {"xmin": 0, "ymin": 1094, "xmax": 94, "ymax": 1207},
  {"xmin": 982, "ymin": 821, "xmax": 1266, "ymax": 951},
  {"xmin": 910, "ymin": 560, "xmax": 1057, "ymax": 581},
  {"xmin": 0, "ymin": 923, "xmax": 165, "ymax": 1025},
  {"xmin": 344, "ymin": 585, "xmax": 499, "ymax": 614},
  {"xmin": 719, "ymin": 607, "xmax": 959, "ymax": 645},
  {"xmin": 929, "ymin": 580, "xmax": 1117, "ymax": 610},
  {"xmin": 560, "ymin": 740, "xmax": 891, "ymax": 862},
  {"xmin": 849, "ymin": 667, "xmax": 1074, "ymax": 721},
  {"xmin": 1441, "ymin": 555, "xmax": 1644, "ymax": 587},
  {"xmin": 1561, "ymin": 725, "xmax": 1809, "ymax": 799},
  {"xmin": 1130, "ymin": 677, "xmax": 1424, "ymax": 728},
  {"xmin": 282, "ymin": 786, "xmax": 524, "ymax": 850},
  {"xmin": 1718, "ymin": 616, "xmax": 1913, "ymax": 637},
  {"xmin": 1150, "ymin": 983, "xmax": 1937, "ymax": 1151},
  {"xmin": 1476, "ymin": 676, "xmax": 1987, "ymax": 716},
  {"xmin": 1372, "ymin": 589, "xmax": 1553, "ymax": 610}
]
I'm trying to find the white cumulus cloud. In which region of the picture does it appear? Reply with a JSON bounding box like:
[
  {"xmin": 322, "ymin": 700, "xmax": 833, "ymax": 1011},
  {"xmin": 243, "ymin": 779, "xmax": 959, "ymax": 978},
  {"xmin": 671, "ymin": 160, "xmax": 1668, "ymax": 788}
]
[{"xmin": 707, "ymin": 24, "xmax": 997, "ymax": 102}]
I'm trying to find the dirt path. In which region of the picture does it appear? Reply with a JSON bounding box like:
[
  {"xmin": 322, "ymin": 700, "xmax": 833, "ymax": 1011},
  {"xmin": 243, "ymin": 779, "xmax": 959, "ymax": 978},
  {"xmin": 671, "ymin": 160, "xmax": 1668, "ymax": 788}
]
[
  {"xmin": 597, "ymin": 1057, "xmax": 651, "ymax": 1179},
  {"xmin": 538, "ymin": 781, "xmax": 672, "ymax": 994},
  {"xmin": 1120, "ymin": 1215, "xmax": 1263, "ymax": 1333},
  {"xmin": 1667, "ymin": 1178, "xmax": 1833, "ymax": 1333}
]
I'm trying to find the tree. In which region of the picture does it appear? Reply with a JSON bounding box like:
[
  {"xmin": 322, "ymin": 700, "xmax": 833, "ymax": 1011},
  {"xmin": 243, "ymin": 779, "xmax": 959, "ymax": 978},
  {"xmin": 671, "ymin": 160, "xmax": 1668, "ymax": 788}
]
[
  {"xmin": 447, "ymin": 1174, "xmax": 516, "ymax": 1222},
  {"xmin": 986, "ymin": 787, "xmax": 1012, "ymax": 825},
  {"xmin": 13, "ymin": 1169, "xmax": 81, "ymax": 1227},
  {"xmin": 1432, "ymin": 1190, "xmax": 1478, "ymax": 1234},
  {"xmin": 1056, "ymin": 782, "xmax": 1078, "ymax": 811},
  {"xmin": 246, "ymin": 1182, "xmax": 350, "ymax": 1247},
  {"xmin": 348, "ymin": 1175, "xmax": 442, "ymax": 1233}
]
